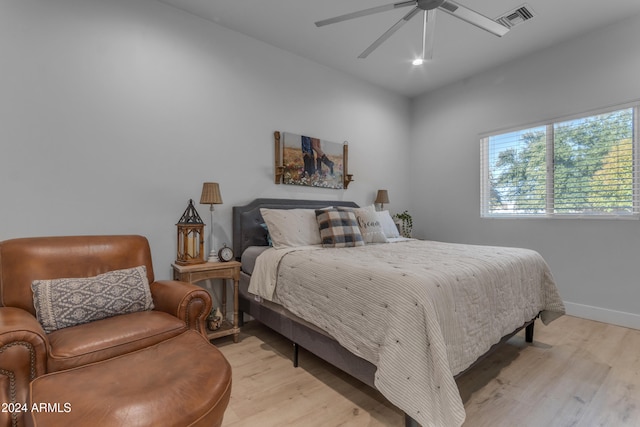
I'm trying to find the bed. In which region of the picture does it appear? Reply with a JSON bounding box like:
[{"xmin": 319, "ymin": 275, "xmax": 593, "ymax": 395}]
[{"xmin": 233, "ymin": 198, "xmax": 565, "ymax": 427}]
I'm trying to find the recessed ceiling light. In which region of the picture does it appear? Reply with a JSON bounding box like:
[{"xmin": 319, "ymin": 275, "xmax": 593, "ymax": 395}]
[{"xmin": 412, "ymin": 58, "xmax": 425, "ymax": 66}]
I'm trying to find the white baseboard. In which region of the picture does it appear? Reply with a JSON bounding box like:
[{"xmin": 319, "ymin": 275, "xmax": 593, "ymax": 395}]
[{"xmin": 564, "ymin": 301, "xmax": 640, "ymax": 330}]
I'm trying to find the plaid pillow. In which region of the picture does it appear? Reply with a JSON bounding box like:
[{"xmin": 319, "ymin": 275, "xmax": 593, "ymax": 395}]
[{"xmin": 315, "ymin": 209, "xmax": 365, "ymax": 248}]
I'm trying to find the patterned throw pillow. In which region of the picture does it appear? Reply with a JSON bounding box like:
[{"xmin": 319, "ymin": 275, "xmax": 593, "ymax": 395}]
[
  {"xmin": 260, "ymin": 223, "xmax": 273, "ymax": 246},
  {"xmin": 315, "ymin": 209, "xmax": 365, "ymax": 248},
  {"xmin": 31, "ymin": 265, "xmax": 155, "ymax": 333},
  {"xmin": 338, "ymin": 205, "xmax": 388, "ymax": 243}
]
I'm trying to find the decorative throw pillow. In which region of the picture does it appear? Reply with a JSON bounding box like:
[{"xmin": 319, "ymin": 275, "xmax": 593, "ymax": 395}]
[
  {"xmin": 31, "ymin": 265, "xmax": 154, "ymax": 334},
  {"xmin": 315, "ymin": 209, "xmax": 365, "ymax": 248},
  {"xmin": 260, "ymin": 223, "xmax": 273, "ymax": 246},
  {"xmin": 376, "ymin": 210, "xmax": 401, "ymax": 238},
  {"xmin": 338, "ymin": 205, "xmax": 388, "ymax": 243},
  {"xmin": 260, "ymin": 207, "xmax": 331, "ymax": 249}
]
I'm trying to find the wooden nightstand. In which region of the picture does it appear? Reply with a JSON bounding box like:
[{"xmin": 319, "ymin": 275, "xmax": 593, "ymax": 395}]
[{"xmin": 172, "ymin": 260, "xmax": 241, "ymax": 343}]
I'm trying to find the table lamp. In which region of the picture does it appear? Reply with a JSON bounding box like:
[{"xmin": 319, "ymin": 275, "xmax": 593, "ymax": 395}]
[{"xmin": 200, "ymin": 182, "xmax": 223, "ymax": 262}]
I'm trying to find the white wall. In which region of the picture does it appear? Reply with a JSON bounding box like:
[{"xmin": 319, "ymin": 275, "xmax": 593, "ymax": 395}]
[
  {"xmin": 410, "ymin": 13, "xmax": 640, "ymax": 329},
  {"xmin": 0, "ymin": 0, "xmax": 411, "ymax": 278}
]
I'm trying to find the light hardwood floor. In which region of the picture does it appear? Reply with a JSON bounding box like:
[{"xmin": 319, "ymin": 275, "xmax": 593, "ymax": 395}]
[{"xmin": 216, "ymin": 316, "xmax": 640, "ymax": 427}]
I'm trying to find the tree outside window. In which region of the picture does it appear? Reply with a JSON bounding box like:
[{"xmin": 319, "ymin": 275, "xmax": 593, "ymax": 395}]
[{"xmin": 482, "ymin": 106, "xmax": 636, "ymax": 218}]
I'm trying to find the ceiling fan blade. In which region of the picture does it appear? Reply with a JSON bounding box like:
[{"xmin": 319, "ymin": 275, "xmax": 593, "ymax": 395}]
[
  {"xmin": 358, "ymin": 7, "xmax": 421, "ymax": 58},
  {"xmin": 438, "ymin": 0, "xmax": 509, "ymax": 37},
  {"xmin": 315, "ymin": 1, "xmax": 416, "ymax": 27},
  {"xmin": 422, "ymin": 10, "xmax": 436, "ymax": 60}
]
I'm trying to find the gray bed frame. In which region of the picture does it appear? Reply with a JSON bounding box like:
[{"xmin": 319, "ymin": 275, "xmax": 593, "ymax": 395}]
[{"xmin": 233, "ymin": 198, "xmax": 536, "ymax": 427}]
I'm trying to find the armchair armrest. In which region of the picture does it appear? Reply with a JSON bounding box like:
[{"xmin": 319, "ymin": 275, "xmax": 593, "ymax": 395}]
[
  {"xmin": 150, "ymin": 280, "xmax": 212, "ymax": 336},
  {"xmin": 0, "ymin": 307, "xmax": 48, "ymax": 427}
]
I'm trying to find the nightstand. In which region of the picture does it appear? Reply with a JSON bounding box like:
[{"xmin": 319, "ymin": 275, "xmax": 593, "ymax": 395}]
[{"xmin": 172, "ymin": 260, "xmax": 241, "ymax": 343}]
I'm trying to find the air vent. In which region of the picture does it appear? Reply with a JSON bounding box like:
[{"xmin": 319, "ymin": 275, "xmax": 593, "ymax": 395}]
[
  {"xmin": 496, "ymin": 4, "xmax": 535, "ymax": 29},
  {"xmin": 440, "ymin": 1, "xmax": 458, "ymax": 13}
]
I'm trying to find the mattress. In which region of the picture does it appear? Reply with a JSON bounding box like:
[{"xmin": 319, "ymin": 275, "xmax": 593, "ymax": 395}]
[{"xmin": 240, "ymin": 245, "xmax": 270, "ymax": 275}]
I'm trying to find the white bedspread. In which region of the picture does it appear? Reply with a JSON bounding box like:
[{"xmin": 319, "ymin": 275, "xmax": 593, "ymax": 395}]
[{"xmin": 249, "ymin": 240, "xmax": 565, "ymax": 427}]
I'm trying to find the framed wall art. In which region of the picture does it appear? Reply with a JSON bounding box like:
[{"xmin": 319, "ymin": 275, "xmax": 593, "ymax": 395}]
[{"xmin": 274, "ymin": 131, "xmax": 353, "ymax": 189}]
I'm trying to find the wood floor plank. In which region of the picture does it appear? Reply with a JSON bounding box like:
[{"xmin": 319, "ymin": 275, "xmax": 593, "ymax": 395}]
[{"xmin": 215, "ymin": 316, "xmax": 640, "ymax": 426}]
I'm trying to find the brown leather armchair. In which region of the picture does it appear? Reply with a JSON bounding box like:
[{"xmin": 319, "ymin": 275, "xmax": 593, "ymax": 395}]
[{"xmin": 0, "ymin": 235, "xmax": 212, "ymax": 427}]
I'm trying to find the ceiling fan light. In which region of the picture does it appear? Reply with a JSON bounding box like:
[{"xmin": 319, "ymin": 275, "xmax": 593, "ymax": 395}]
[{"xmin": 412, "ymin": 58, "xmax": 425, "ymax": 66}]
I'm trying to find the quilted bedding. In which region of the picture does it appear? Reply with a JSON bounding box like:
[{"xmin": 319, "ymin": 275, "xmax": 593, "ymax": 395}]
[{"xmin": 249, "ymin": 239, "xmax": 565, "ymax": 427}]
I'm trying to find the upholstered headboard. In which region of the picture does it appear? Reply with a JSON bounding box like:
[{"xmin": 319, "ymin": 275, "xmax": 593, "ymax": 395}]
[{"xmin": 232, "ymin": 198, "xmax": 359, "ymax": 259}]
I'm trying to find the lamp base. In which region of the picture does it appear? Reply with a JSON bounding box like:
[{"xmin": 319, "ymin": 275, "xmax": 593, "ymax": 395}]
[{"xmin": 207, "ymin": 250, "xmax": 220, "ymax": 263}]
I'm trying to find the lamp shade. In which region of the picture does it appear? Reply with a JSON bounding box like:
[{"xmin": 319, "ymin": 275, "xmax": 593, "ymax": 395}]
[
  {"xmin": 200, "ymin": 182, "xmax": 223, "ymax": 205},
  {"xmin": 374, "ymin": 189, "xmax": 389, "ymax": 205}
]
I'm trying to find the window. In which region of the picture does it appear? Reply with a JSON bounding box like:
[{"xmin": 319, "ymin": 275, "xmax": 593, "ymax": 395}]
[{"xmin": 481, "ymin": 103, "xmax": 639, "ymax": 218}]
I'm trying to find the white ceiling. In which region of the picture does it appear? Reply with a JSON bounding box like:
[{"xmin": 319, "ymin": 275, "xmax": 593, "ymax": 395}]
[{"xmin": 157, "ymin": 0, "xmax": 640, "ymax": 98}]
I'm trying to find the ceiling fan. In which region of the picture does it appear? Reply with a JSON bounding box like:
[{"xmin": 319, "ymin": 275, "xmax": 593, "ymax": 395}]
[{"xmin": 315, "ymin": 0, "xmax": 509, "ymax": 62}]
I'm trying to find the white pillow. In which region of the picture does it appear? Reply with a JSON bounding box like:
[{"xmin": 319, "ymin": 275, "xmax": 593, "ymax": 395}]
[
  {"xmin": 260, "ymin": 208, "xmax": 330, "ymax": 249},
  {"xmin": 376, "ymin": 210, "xmax": 400, "ymax": 238},
  {"xmin": 338, "ymin": 205, "xmax": 388, "ymax": 243}
]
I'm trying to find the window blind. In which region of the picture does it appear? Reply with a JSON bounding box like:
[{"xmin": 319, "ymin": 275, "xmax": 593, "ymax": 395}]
[{"xmin": 481, "ymin": 104, "xmax": 638, "ymax": 218}]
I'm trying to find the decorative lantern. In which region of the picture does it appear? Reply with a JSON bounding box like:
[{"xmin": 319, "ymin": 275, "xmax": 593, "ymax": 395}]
[{"xmin": 175, "ymin": 199, "xmax": 205, "ymax": 265}]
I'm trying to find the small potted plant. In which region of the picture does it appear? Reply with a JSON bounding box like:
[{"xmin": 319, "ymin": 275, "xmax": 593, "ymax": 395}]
[{"xmin": 392, "ymin": 210, "xmax": 413, "ymax": 238}]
